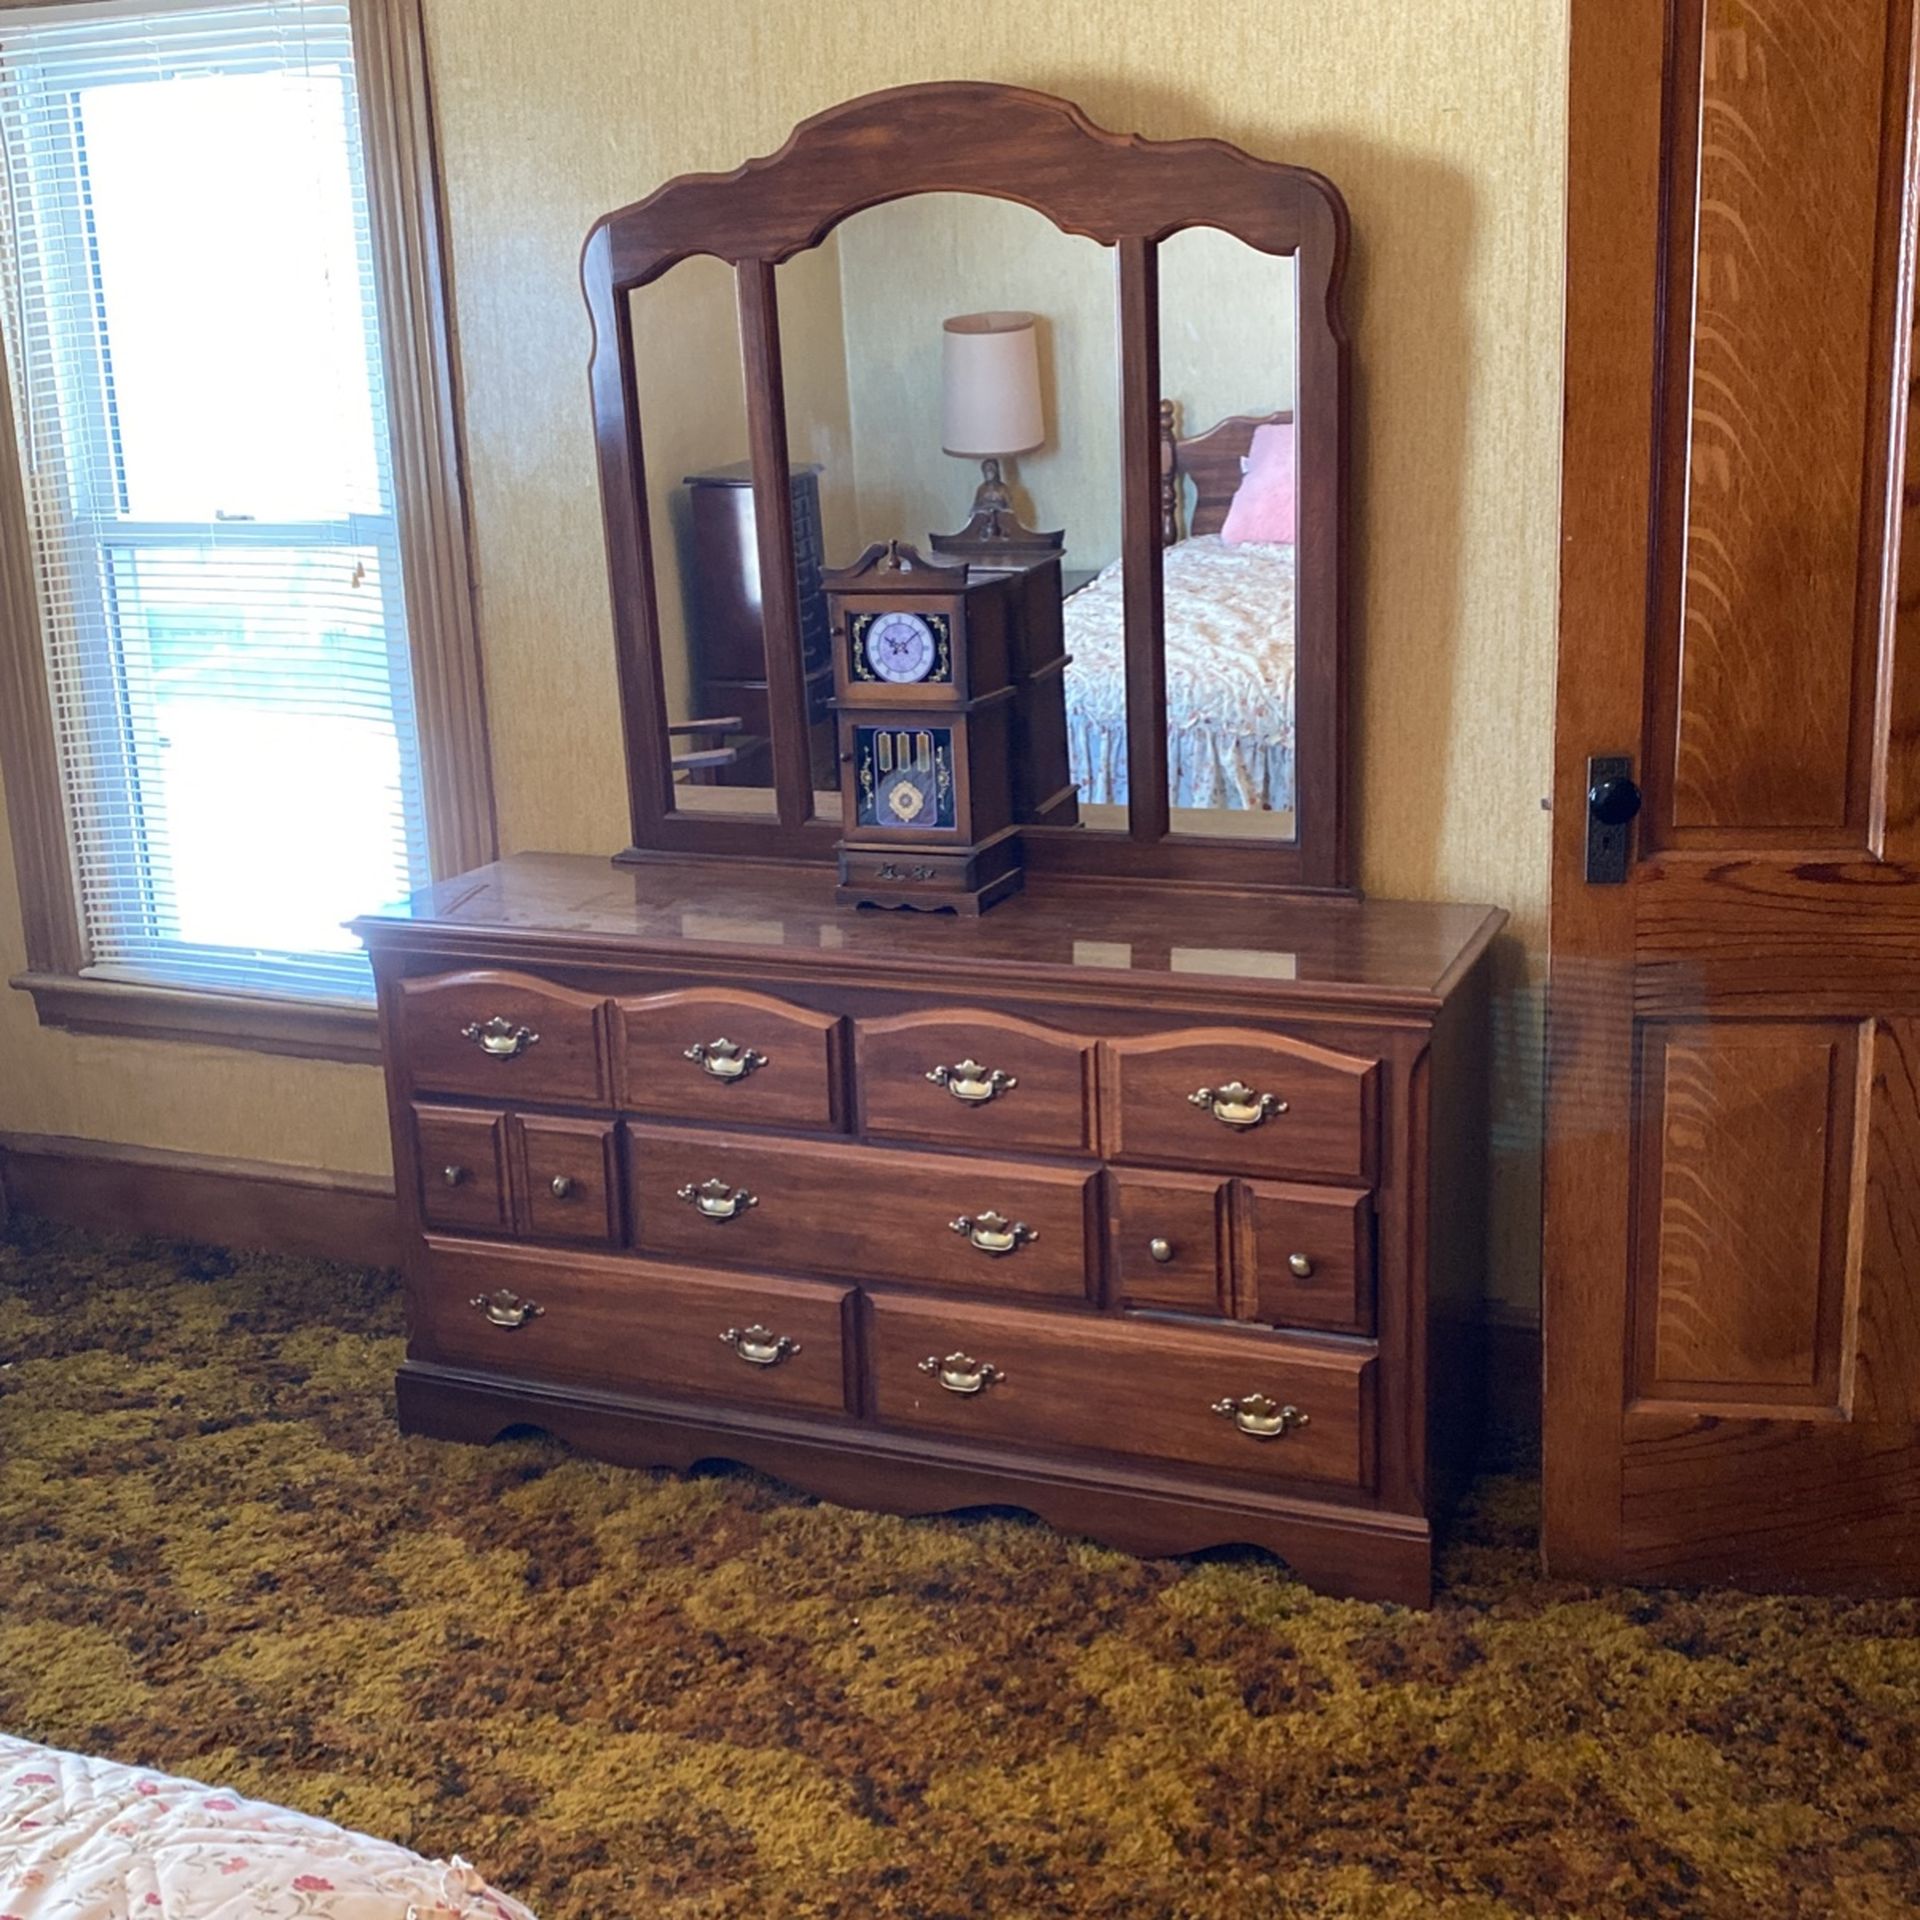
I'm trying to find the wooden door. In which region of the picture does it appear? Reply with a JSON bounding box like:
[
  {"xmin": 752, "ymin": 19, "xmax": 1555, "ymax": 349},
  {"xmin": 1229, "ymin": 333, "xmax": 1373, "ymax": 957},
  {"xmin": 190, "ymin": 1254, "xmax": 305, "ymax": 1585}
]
[{"xmin": 1546, "ymin": 0, "xmax": 1920, "ymax": 1588}]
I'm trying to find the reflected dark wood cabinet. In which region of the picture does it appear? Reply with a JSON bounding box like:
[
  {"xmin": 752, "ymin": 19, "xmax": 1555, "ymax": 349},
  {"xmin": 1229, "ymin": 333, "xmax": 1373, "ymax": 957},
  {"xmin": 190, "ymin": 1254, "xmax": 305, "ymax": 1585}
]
[
  {"xmin": 359, "ymin": 82, "xmax": 1506, "ymax": 1604},
  {"xmin": 682, "ymin": 461, "xmax": 831, "ymax": 788}
]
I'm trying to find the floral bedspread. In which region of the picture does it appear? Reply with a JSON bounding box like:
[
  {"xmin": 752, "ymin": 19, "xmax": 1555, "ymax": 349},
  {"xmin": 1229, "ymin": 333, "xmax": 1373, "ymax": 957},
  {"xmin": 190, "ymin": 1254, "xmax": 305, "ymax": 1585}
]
[
  {"xmin": 1062, "ymin": 534, "xmax": 1296, "ymax": 812},
  {"xmin": 0, "ymin": 1733, "xmax": 536, "ymax": 1920}
]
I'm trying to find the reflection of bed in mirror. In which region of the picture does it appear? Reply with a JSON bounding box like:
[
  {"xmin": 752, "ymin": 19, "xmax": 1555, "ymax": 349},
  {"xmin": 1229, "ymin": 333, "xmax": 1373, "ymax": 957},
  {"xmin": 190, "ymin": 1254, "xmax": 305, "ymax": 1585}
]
[{"xmin": 1062, "ymin": 400, "xmax": 1295, "ymax": 833}]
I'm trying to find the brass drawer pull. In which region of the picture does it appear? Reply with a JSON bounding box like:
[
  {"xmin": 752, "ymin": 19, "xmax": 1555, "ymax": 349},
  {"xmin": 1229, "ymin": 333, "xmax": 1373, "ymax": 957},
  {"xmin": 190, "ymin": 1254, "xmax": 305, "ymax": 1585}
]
[
  {"xmin": 549, "ymin": 1174, "xmax": 576, "ymax": 1200},
  {"xmin": 920, "ymin": 1351, "xmax": 1004, "ymax": 1395},
  {"xmin": 461, "ymin": 1015, "xmax": 540, "ymax": 1059},
  {"xmin": 1189, "ymin": 1080, "xmax": 1288, "ymax": 1129},
  {"xmin": 684, "ymin": 1037, "xmax": 768, "ymax": 1082},
  {"xmin": 441, "ymin": 1164, "xmax": 468, "ymax": 1188},
  {"xmin": 677, "ymin": 1177, "xmax": 758, "ymax": 1221},
  {"xmin": 1148, "ymin": 1236, "xmax": 1174, "ymax": 1263},
  {"xmin": 720, "ymin": 1323, "xmax": 800, "ymax": 1367},
  {"xmin": 926, "ymin": 1059, "xmax": 1018, "ymax": 1104},
  {"xmin": 471, "ymin": 1288, "xmax": 542, "ymax": 1329},
  {"xmin": 1211, "ymin": 1393, "xmax": 1310, "ymax": 1440},
  {"xmin": 1288, "ymin": 1252, "xmax": 1314, "ymax": 1278},
  {"xmin": 949, "ymin": 1209, "xmax": 1037, "ymax": 1257}
]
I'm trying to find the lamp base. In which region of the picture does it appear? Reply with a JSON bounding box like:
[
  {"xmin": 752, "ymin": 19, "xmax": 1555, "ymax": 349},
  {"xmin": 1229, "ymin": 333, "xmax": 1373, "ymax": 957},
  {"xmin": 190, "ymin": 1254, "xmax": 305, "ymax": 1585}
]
[{"xmin": 931, "ymin": 455, "xmax": 1063, "ymax": 561}]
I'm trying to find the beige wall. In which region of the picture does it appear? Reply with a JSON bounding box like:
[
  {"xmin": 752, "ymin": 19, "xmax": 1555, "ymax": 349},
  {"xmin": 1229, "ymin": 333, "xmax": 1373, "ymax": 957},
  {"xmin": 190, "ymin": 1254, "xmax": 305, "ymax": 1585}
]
[{"xmin": 0, "ymin": 0, "xmax": 1566, "ymax": 1315}]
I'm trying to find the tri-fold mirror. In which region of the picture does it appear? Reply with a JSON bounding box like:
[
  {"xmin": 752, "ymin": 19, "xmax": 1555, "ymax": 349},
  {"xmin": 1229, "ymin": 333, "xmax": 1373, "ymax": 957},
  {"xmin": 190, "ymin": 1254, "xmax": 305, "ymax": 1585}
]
[{"xmin": 586, "ymin": 81, "xmax": 1348, "ymax": 890}]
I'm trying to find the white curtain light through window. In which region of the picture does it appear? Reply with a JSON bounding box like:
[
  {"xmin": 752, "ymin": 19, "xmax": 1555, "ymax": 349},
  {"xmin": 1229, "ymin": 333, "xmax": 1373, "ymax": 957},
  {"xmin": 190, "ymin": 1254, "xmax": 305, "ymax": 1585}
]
[{"xmin": 0, "ymin": 0, "xmax": 427, "ymax": 999}]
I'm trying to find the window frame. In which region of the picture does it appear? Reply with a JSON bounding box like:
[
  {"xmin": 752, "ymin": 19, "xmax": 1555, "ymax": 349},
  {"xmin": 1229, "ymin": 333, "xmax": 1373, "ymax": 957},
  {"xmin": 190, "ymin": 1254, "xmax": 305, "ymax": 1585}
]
[{"xmin": 0, "ymin": 0, "xmax": 494, "ymax": 1060}]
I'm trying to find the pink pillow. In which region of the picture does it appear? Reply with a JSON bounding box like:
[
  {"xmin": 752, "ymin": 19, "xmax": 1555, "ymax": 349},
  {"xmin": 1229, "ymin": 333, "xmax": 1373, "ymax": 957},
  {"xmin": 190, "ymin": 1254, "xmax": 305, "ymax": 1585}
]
[{"xmin": 1219, "ymin": 421, "xmax": 1296, "ymax": 546}]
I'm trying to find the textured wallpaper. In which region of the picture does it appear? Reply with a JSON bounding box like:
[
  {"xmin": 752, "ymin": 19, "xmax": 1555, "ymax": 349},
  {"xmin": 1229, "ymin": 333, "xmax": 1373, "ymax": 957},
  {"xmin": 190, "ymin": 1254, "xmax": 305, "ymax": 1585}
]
[{"xmin": 0, "ymin": 0, "xmax": 1567, "ymax": 1312}]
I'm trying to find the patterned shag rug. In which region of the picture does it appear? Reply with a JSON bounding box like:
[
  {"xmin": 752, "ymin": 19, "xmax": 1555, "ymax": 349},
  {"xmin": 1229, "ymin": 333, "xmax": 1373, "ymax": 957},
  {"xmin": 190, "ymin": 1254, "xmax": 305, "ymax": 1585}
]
[{"xmin": 2, "ymin": 1220, "xmax": 1917, "ymax": 1919}]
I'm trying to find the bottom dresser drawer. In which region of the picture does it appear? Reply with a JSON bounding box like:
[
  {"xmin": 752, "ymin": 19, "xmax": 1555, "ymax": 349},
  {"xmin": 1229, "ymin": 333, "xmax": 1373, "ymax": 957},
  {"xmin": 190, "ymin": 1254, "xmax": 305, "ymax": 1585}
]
[
  {"xmin": 867, "ymin": 1295, "xmax": 1373, "ymax": 1489},
  {"xmin": 413, "ymin": 1241, "xmax": 853, "ymax": 1416}
]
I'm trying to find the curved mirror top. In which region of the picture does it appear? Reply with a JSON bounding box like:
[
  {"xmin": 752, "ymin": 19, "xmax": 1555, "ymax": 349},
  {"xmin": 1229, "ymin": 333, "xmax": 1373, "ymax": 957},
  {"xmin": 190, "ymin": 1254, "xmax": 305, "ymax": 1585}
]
[{"xmin": 586, "ymin": 83, "xmax": 1348, "ymax": 885}]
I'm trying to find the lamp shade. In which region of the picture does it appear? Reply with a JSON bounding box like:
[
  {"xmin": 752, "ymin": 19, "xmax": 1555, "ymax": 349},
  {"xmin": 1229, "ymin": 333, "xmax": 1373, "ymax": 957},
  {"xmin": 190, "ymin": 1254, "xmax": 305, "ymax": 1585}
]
[{"xmin": 941, "ymin": 311, "xmax": 1044, "ymax": 457}]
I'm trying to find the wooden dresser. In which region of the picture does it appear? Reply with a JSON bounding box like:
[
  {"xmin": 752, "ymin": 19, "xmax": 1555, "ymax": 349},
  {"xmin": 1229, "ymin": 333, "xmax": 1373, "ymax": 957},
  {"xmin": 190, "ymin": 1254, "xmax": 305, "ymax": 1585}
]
[{"xmin": 356, "ymin": 855, "xmax": 1501, "ymax": 1604}]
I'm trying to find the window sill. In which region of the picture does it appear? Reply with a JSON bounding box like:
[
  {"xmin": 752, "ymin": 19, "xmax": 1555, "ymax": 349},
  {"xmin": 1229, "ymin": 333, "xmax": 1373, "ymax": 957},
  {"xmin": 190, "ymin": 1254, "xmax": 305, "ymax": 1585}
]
[{"xmin": 12, "ymin": 970, "xmax": 383, "ymax": 1065}]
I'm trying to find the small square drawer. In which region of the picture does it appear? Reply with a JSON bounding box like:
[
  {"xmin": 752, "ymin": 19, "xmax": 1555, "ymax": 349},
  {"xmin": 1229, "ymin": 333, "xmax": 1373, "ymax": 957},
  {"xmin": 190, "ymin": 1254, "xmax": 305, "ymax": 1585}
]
[
  {"xmin": 516, "ymin": 1114, "xmax": 621, "ymax": 1247},
  {"xmin": 1245, "ymin": 1182, "xmax": 1375, "ymax": 1335},
  {"xmin": 625, "ymin": 1125, "xmax": 1095, "ymax": 1303},
  {"xmin": 867, "ymin": 1295, "xmax": 1374, "ymax": 1491},
  {"xmin": 856, "ymin": 1008, "xmax": 1095, "ymax": 1154},
  {"xmin": 1110, "ymin": 1171, "xmax": 1228, "ymax": 1316},
  {"xmin": 398, "ymin": 969, "xmax": 611, "ymax": 1107},
  {"xmin": 615, "ymin": 987, "xmax": 844, "ymax": 1131},
  {"xmin": 415, "ymin": 1105, "xmax": 509, "ymax": 1235},
  {"xmin": 411, "ymin": 1241, "xmax": 853, "ymax": 1417},
  {"xmin": 1101, "ymin": 1027, "xmax": 1377, "ymax": 1183}
]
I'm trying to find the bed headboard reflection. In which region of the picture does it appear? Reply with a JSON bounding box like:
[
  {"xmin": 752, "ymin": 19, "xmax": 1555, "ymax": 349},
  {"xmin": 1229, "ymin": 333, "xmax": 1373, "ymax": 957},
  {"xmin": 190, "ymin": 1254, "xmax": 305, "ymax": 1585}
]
[{"xmin": 1158, "ymin": 399, "xmax": 1292, "ymax": 544}]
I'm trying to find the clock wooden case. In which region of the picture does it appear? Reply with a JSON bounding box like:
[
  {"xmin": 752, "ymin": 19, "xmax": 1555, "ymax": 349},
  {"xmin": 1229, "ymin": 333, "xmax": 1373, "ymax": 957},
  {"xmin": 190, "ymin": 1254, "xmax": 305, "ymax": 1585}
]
[{"xmin": 825, "ymin": 541, "xmax": 1025, "ymax": 914}]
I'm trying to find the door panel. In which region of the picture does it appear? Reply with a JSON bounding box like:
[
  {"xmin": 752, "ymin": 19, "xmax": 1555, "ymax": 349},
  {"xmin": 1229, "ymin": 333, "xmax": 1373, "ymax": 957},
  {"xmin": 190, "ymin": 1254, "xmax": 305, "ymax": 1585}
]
[
  {"xmin": 1631, "ymin": 1022, "xmax": 1859, "ymax": 1409},
  {"xmin": 1548, "ymin": 0, "xmax": 1920, "ymax": 1590},
  {"xmin": 1648, "ymin": 0, "xmax": 1905, "ymax": 841}
]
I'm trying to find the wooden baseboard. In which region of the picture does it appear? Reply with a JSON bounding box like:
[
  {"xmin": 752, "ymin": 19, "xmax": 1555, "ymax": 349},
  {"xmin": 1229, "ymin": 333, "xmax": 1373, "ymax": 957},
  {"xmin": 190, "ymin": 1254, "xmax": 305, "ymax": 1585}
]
[{"xmin": 0, "ymin": 1132, "xmax": 404, "ymax": 1269}]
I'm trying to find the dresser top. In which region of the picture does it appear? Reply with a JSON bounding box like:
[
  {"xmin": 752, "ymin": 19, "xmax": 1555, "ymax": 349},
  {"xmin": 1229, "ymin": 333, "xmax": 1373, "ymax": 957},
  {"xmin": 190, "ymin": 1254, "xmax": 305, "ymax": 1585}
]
[{"xmin": 355, "ymin": 854, "xmax": 1504, "ymax": 1012}]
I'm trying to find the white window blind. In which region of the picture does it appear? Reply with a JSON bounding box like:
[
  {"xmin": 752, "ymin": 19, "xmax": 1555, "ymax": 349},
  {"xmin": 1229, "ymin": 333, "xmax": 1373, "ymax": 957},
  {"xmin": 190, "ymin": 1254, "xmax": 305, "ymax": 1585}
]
[{"xmin": 0, "ymin": 0, "xmax": 427, "ymax": 1001}]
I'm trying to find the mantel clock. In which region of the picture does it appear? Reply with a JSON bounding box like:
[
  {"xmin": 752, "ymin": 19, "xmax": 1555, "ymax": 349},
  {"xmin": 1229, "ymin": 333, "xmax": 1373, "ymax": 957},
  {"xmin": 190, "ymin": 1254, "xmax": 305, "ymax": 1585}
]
[{"xmin": 824, "ymin": 541, "xmax": 1022, "ymax": 914}]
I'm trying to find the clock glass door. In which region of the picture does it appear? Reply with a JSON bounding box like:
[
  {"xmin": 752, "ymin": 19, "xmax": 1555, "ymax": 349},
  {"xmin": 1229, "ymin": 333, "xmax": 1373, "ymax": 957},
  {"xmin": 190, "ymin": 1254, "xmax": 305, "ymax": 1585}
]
[{"xmin": 851, "ymin": 724, "xmax": 957, "ymax": 833}]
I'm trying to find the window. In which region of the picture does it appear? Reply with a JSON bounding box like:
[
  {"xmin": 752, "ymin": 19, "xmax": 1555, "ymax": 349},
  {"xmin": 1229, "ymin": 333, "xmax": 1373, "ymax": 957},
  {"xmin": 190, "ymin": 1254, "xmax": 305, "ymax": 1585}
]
[{"xmin": 0, "ymin": 0, "xmax": 432, "ymax": 1002}]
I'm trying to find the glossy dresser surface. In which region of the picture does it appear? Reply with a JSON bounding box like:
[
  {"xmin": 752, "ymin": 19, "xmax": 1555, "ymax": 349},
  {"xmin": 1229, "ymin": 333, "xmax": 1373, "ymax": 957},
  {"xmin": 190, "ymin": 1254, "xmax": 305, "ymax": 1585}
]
[{"xmin": 356, "ymin": 853, "xmax": 1503, "ymax": 1604}]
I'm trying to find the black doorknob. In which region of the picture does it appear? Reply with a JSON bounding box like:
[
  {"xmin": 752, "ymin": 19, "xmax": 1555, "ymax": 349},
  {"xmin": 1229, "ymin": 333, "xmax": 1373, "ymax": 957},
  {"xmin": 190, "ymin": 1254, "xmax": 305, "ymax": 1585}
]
[{"xmin": 1587, "ymin": 775, "xmax": 1643, "ymax": 827}]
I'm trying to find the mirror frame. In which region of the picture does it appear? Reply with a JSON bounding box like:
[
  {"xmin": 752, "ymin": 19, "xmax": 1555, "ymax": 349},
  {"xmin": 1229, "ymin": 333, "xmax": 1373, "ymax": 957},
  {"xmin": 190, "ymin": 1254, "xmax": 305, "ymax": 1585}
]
[{"xmin": 583, "ymin": 80, "xmax": 1350, "ymax": 890}]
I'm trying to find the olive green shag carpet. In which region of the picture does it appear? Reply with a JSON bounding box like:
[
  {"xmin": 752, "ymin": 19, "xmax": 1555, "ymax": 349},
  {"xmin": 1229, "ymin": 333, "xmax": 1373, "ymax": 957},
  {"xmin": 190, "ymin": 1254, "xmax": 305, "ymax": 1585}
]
[{"xmin": 2, "ymin": 1222, "xmax": 1918, "ymax": 1920}]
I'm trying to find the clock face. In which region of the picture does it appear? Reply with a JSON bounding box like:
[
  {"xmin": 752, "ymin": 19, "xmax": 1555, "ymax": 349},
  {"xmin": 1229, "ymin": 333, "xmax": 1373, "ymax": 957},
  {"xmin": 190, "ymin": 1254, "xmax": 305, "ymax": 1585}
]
[
  {"xmin": 853, "ymin": 725, "xmax": 956, "ymax": 832},
  {"xmin": 852, "ymin": 610, "xmax": 949, "ymax": 685}
]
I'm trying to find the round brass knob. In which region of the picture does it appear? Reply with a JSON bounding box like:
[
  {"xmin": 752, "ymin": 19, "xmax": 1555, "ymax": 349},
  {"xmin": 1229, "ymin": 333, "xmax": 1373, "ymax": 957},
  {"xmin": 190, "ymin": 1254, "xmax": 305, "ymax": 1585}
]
[
  {"xmin": 550, "ymin": 1174, "xmax": 576, "ymax": 1200},
  {"xmin": 1148, "ymin": 1237, "xmax": 1174, "ymax": 1264},
  {"xmin": 1288, "ymin": 1252, "xmax": 1314, "ymax": 1278},
  {"xmin": 442, "ymin": 1165, "xmax": 467, "ymax": 1187}
]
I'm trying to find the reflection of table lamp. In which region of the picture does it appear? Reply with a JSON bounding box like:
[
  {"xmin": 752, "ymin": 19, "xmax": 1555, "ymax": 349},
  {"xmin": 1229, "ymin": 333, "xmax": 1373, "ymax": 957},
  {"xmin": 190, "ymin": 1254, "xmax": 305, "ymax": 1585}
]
[{"xmin": 931, "ymin": 310, "xmax": 1065, "ymax": 558}]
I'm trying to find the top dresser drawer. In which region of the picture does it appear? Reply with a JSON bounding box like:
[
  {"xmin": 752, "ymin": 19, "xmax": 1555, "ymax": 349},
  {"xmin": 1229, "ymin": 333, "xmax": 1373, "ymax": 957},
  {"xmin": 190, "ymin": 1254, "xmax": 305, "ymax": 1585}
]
[
  {"xmin": 856, "ymin": 1008, "xmax": 1095, "ymax": 1154},
  {"xmin": 1101, "ymin": 1027, "xmax": 1378, "ymax": 1182},
  {"xmin": 397, "ymin": 970, "xmax": 612, "ymax": 1106},
  {"xmin": 616, "ymin": 987, "xmax": 845, "ymax": 1131}
]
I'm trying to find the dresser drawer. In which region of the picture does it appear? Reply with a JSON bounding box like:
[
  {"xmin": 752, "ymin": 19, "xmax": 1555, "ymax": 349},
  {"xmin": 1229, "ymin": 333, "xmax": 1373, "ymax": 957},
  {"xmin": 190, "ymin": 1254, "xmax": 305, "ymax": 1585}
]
[
  {"xmin": 1109, "ymin": 1171, "xmax": 1228, "ymax": 1316},
  {"xmin": 615, "ymin": 987, "xmax": 845, "ymax": 1131},
  {"xmin": 1101, "ymin": 1028, "xmax": 1377, "ymax": 1182},
  {"xmin": 515, "ymin": 1114, "xmax": 622, "ymax": 1247},
  {"xmin": 1246, "ymin": 1182, "xmax": 1375, "ymax": 1334},
  {"xmin": 412, "ymin": 1241, "xmax": 853, "ymax": 1415},
  {"xmin": 398, "ymin": 970, "xmax": 611, "ymax": 1106},
  {"xmin": 867, "ymin": 1296, "xmax": 1374, "ymax": 1490},
  {"xmin": 415, "ymin": 1105, "xmax": 510, "ymax": 1236},
  {"xmin": 856, "ymin": 1008, "xmax": 1095, "ymax": 1154},
  {"xmin": 625, "ymin": 1125, "xmax": 1095, "ymax": 1302}
]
